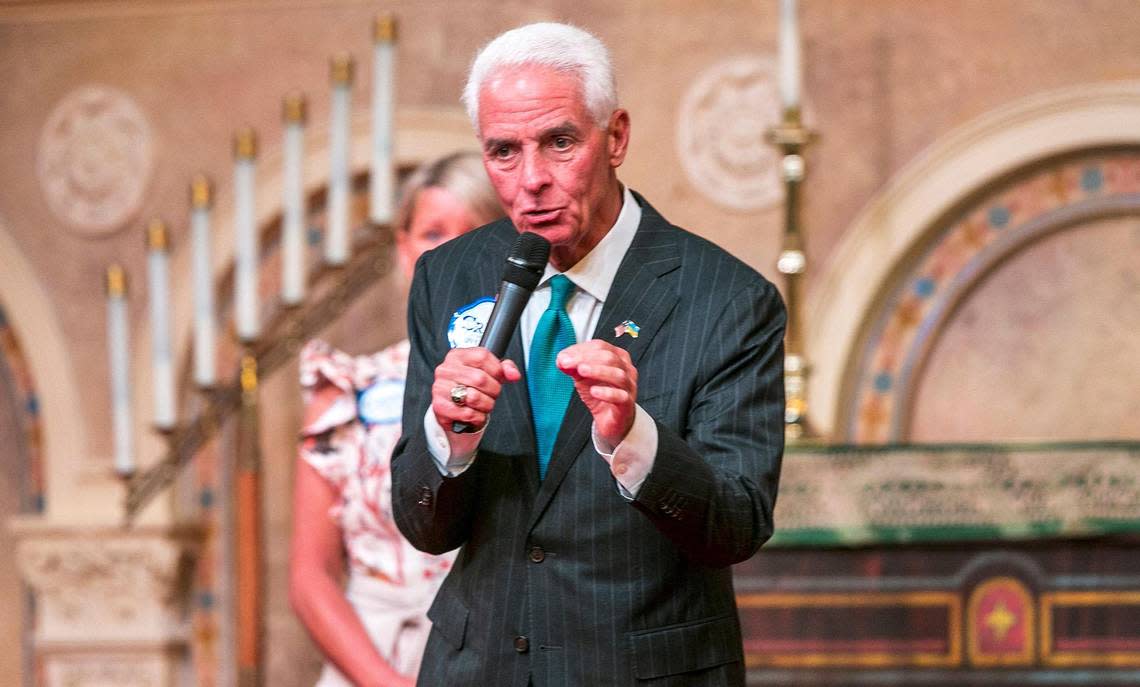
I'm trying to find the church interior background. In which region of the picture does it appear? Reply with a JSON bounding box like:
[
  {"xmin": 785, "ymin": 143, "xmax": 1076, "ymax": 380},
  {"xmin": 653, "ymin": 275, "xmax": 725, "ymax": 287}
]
[{"xmin": 2, "ymin": 1, "xmax": 1138, "ymax": 685}]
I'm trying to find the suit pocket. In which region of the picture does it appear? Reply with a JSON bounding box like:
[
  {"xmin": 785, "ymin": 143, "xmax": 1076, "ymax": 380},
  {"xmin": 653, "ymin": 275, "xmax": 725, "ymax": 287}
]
[
  {"xmin": 627, "ymin": 613, "xmax": 741, "ymax": 680},
  {"xmin": 426, "ymin": 591, "xmax": 469, "ymax": 651}
]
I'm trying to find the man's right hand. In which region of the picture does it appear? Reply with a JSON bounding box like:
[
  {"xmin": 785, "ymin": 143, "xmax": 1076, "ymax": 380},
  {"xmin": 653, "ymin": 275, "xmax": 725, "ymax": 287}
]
[{"xmin": 431, "ymin": 347, "xmax": 521, "ymax": 433}]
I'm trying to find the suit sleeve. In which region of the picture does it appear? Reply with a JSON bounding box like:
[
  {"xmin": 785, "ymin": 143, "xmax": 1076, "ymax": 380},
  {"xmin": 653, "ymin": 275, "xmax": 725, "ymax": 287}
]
[
  {"xmin": 632, "ymin": 278, "xmax": 786, "ymax": 567},
  {"xmin": 390, "ymin": 254, "xmax": 478, "ymax": 555}
]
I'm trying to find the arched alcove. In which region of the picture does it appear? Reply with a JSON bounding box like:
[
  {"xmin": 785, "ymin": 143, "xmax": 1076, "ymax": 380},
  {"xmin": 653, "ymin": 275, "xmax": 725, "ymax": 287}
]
[
  {"xmin": 0, "ymin": 215, "xmax": 80, "ymax": 687},
  {"xmin": 806, "ymin": 81, "xmax": 1140, "ymax": 441},
  {"xmin": 0, "ymin": 213, "xmax": 89, "ymax": 521},
  {"xmin": 845, "ymin": 148, "xmax": 1140, "ymax": 442},
  {"xmin": 906, "ymin": 202, "xmax": 1140, "ymax": 442}
]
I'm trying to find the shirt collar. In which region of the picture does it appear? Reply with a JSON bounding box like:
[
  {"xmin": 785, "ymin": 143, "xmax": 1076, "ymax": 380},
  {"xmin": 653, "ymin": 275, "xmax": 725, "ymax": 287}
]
[{"xmin": 540, "ymin": 185, "xmax": 641, "ymax": 303}]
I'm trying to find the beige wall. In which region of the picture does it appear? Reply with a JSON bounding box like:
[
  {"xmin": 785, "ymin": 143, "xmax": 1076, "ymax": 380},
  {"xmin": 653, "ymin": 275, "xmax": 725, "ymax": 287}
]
[
  {"xmin": 909, "ymin": 213, "xmax": 1140, "ymax": 442},
  {"xmin": 2, "ymin": 0, "xmax": 1139, "ymax": 481},
  {"xmin": 3, "ymin": 1, "xmax": 1140, "ymax": 684}
]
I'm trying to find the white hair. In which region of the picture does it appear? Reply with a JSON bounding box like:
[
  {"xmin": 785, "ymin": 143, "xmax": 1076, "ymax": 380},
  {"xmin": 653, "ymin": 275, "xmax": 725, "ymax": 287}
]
[{"xmin": 462, "ymin": 22, "xmax": 617, "ymax": 133}]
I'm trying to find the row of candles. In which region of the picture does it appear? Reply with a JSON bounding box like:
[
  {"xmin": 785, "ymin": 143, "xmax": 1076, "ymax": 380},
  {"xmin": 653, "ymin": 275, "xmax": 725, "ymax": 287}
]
[{"xmin": 105, "ymin": 16, "xmax": 398, "ymax": 476}]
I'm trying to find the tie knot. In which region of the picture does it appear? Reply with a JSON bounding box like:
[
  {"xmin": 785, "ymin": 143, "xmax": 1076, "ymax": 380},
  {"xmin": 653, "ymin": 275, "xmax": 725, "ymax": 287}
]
[{"xmin": 547, "ymin": 274, "xmax": 574, "ymax": 311}]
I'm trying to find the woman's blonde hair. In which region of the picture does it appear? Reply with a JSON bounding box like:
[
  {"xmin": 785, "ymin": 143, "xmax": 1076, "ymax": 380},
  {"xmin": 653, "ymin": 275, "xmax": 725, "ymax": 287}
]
[{"xmin": 394, "ymin": 151, "xmax": 502, "ymax": 233}]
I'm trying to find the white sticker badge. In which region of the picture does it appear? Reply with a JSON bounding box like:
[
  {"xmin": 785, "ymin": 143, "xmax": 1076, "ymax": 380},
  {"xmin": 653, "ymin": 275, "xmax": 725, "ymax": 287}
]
[
  {"xmin": 357, "ymin": 378, "xmax": 405, "ymax": 425},
  {"xmin": 447, "ymin": 297, "xmax": 495, "ymax": 349}
]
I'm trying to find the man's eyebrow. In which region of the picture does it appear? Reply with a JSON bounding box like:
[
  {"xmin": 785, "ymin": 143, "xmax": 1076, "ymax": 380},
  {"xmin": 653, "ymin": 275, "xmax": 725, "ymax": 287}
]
[
  {"xmin": 481, "ymin": 122, "xmax": 583, "ymax": 152},
  {"xmin": 541, "ymin": 122, "xmax": 582, "ymax": 139},
  {"xmin": 482, "ymin": 136, "xmax": 514, "ymax": 152}
]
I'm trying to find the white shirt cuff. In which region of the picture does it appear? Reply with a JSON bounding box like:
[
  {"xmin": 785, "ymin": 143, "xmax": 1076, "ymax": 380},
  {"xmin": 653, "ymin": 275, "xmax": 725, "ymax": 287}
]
[
  {"xmin": 424, "ymin": 407, "xmax": 483, "ymax": 476},
  {"xmin": 592, "ymin": 403, "xmax": 657, "ymax": 499}
]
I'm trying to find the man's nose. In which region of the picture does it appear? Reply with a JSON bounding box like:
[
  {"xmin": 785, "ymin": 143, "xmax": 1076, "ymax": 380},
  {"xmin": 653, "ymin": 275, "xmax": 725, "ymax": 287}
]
[{"xmin": 520, "ymin": 149, "xmax": 551, "ymax": 193}]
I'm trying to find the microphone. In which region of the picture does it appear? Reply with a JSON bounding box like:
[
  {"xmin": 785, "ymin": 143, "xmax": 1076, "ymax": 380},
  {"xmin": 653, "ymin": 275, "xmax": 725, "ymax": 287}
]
[{"xmin": 451, "ymin": 231, "xmax": 550, "ymax": 433}]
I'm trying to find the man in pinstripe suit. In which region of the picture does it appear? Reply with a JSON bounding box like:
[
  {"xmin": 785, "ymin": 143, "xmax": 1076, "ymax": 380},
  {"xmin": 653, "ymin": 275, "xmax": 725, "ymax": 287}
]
[{"xmin": 391, "ymin": 22, "xmax": 785, "ymax": 686}]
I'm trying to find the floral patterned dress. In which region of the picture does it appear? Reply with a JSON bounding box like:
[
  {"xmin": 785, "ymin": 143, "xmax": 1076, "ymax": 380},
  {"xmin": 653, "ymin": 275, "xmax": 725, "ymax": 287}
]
[{"xmin": 300, "ymin": 339, "xmax": 455, "ymax": 684}]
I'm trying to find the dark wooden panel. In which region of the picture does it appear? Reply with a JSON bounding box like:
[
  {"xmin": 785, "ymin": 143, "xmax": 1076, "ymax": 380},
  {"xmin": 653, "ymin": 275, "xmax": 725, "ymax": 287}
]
[{"xmin": 734, "ymin": 537, "xmax": 1140, "ymax": 685}]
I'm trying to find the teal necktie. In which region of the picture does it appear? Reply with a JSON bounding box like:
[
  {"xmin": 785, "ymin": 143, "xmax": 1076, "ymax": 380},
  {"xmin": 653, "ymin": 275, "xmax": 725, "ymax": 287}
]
[{"xmin": 528, "ymin": 274, "xmax": 577, "ymax": 479}]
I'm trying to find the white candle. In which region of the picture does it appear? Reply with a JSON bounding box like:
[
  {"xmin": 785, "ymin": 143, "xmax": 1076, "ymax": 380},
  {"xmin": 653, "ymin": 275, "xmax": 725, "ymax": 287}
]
[
  {"xmin": 778, "ymin": 0, "xmax": 802, "ymax": 112},
  {"xmin": 190, "ymin": 175, "xmax": 216, "ymax": 387},
  {"xmin": 282, "ymin": 94, "xmax": 308, "ymax": 304},
  {"xmin": 369, "ymin": 15, "xmax": 396, "ymax": 226},
  {"xmin": 106, "ymin": 265, "xmax": 135, "ymax": 475},
  {"xmin": 233, "ymin": 129, "xmax": 260, "ymax": 342},
  {"xmin": 146, "ymin": 219, "xmax": 176, "ymax": 430},
  {"xmin": 326, "ymin": 55, "xmax": 354, "ymax": 265}
]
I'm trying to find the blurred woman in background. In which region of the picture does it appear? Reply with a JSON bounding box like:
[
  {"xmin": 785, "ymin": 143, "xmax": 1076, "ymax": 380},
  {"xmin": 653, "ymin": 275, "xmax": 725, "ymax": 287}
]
[{"xmin": 289, "ymin": 152, "xmax": 502, "ymax": 687}]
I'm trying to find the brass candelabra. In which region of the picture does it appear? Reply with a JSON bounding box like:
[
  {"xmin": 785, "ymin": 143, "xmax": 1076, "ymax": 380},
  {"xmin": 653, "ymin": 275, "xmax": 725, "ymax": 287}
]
[{"xmin": 767, "ymin": 107, "xmax": 816, "ymax": 441}]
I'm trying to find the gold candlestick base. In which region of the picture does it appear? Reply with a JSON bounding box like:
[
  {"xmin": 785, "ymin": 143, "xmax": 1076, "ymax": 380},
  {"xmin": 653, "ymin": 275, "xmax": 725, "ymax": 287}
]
[{"xmin": 783, "ymin": 354, "xmax": 817, "ymax": 442}]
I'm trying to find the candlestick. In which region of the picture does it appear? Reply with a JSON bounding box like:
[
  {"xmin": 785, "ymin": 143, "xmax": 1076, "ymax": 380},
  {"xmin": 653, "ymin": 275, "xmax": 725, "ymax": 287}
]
[
  {"xmin": 282, "ymin": 94, "xmax": 308, "ymax": 304},
  {"xmin": 105, "ymin": 264, "xmax": 135, "ymax": 475},
  {"xmin": 146, "ymin": 218, "xmax": 176, "ymax": 430},
  {"xmin": 369, "ymin": 14, "xmax": 396, "ymax": 225},
  {"xmin": 767, "ymin": 112, "xmax": 816, "ymax": 441},
  {"xmin": 190, "ymin": 175, "xmax": 216, "ymax": 387},
  {"xmin": 778, "ymin": 0, "xmax": 802, "ymax": 114},
  {"xmin": 233, "ymin": 128, "xmax": 260, "ymax": 342},
  {"xmin": 327, "ymin": 54, "xmax": 354, "ymax": 265}
]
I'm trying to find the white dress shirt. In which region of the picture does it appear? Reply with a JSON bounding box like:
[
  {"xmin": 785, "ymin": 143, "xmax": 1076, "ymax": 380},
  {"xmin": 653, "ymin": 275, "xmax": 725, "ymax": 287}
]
[{"xmin": 424, "ymin": 185, "xmax": 658, "ymax": 497}]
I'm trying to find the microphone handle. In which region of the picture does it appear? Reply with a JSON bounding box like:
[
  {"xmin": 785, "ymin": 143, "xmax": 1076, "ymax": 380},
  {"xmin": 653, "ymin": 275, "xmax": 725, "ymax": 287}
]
[{"xmin": 451, "ymin": 281, "xmax": 533, "ymax": 434}]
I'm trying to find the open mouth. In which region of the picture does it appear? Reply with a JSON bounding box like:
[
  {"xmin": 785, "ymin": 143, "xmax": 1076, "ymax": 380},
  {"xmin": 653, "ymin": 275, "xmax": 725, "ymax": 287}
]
[{"xmin": 522, "ymin": 208, "xmax": 563, "ymax": 224}]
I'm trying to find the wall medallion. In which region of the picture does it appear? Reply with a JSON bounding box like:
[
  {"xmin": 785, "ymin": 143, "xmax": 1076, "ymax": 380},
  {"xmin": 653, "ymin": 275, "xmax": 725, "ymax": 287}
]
[
  {"xmin": 37, "ymin": 85, "xmax": 154, "ymax": 236},
  {"xmin": 677, "ymin": 56, "xmax": 783, "ymax": 212}
]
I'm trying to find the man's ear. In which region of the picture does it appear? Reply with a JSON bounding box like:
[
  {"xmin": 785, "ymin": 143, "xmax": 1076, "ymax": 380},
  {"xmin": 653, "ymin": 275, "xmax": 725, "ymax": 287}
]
[{"xmin": 607, "ymin": 109, "xmax": 631, "ymax": 168}]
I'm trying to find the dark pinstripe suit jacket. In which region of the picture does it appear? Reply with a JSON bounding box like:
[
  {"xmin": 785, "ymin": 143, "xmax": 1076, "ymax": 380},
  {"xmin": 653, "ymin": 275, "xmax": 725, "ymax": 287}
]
[{"xmin": 392, "ymin": 192, "xmax": 785, "ymax": 686}]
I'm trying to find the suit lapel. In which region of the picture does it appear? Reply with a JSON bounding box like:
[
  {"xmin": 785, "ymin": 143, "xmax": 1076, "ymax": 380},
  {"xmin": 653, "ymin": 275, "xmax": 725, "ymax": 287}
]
[
  {"xmin": 481, "ymin": 222, "xmax": 542, "ymax": 497},
  {"xmin": 527, "ymin": 197, "xmax": 682, "ymax": 531},
  {"xmin": 501, "ymin": 318, "xmax": 540, "ymax": 493}
]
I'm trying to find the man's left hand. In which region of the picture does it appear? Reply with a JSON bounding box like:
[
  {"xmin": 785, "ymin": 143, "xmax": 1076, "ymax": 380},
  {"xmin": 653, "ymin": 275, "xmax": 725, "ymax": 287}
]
[{"xmin": 557, "ymin": 340, "xmax": 638, "ymax": 447}]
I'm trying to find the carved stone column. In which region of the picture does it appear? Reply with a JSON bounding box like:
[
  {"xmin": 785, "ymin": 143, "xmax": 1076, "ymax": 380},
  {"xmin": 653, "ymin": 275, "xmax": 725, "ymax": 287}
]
[{"xmin": 12, "ymin": 520, "xmax": 201, "ymax": 687}]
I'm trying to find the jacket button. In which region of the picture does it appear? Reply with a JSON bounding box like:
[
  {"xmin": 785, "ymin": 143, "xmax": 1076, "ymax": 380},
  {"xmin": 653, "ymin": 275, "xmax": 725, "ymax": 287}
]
[
  {"xmin": 417, "ymin": 486, "xmax": 433, "ymax": 508},
  {"xmin": 514, "ymin": 635, "xmax": 529, "ymax": 653},
  {"xmin": 528, "ymin": 545, "xmax": 545, "ymax": 563}
]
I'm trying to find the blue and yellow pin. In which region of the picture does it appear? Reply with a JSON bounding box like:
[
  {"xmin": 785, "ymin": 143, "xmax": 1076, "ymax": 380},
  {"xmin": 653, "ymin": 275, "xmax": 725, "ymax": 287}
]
[{"xmin": 614, "ymin": 320, "xmax": 640, "ymax": 339}]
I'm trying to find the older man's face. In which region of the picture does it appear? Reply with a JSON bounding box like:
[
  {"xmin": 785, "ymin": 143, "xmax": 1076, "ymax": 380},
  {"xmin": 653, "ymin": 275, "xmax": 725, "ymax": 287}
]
[{"xmin": 477, "ymin": 63, "xmax": 629, "ymax": 270}]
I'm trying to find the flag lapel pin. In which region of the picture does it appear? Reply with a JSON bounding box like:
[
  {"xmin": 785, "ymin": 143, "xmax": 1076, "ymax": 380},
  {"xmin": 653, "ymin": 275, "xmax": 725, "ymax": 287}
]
[{"xmin": 614, "ymin": 320, "xmax": 640, "ymax": 339}]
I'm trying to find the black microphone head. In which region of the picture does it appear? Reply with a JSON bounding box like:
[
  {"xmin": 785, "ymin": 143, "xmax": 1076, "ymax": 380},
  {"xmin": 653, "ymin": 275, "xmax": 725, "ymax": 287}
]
[{"xmin": 502, "ymin": 232, "xmax": 550, "ymax": 291}]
